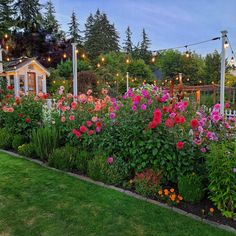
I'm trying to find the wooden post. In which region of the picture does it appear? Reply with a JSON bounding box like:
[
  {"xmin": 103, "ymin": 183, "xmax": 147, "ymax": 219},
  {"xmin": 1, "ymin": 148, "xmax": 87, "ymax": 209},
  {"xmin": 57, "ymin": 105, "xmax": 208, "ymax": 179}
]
[{"xmin": 196, "ymin": 90, "xmax": 201, "ymax": 105}]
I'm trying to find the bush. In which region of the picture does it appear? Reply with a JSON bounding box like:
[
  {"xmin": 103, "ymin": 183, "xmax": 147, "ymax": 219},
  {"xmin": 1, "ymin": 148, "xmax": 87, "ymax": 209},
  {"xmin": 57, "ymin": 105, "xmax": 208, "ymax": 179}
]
[
  {"xmin": 18, "ymin": 143, "xmax": 35, "ymax": 157},
  {"xmin": 49, "ymin": 146, "xmax": 78, "ymax": 171},
  {"xmin": 0, "ymin": 128, "xmax": 13, "ymax": 149},
  {"xmin": 75, "ymin": 150, "xmax": 90, "ymax": 174},
  {"xmin": 87, "ymin": 154, "xmax": 107, "ymax": 182},
  {"xmin": 178, "ymin": 173, "xmax": 204, "ymax": 203},
  {"xmin": 105, "ymin": 155, "xmax": 130, "ymax": 186},
  {"xmin": 12, "ymin": 135, "xmax": 26, "ymax": 151},
  {"xmin": 134, "ymin": 169, "xmax": 162, "ymax": 197},
  {"xmin": 31, "ymin": 126, "xmax": 59, "ymax": 161},
  {"xmin": 206, "ymin": 141, "xmax": 236, "ymax": 219}
]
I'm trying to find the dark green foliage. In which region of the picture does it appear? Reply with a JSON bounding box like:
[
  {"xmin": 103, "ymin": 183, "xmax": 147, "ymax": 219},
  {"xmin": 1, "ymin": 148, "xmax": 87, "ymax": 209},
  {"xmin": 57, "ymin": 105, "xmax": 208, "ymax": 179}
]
[
  {"xmin": 178, "ymin": 173, "xmax": 205, "ymax": 203},
  {"xmin": 17, "ymin": 143, "xmax": 35, "ymax": 157},
  {"xmin": 75, "ymin": 150, "xmax": 90, "ymax": 174},
  {"xmin": 123, "ymin": 26, "xmax": 133, "ymax": 53},
  {"xmin": 87, "ymin": 153, "xmax": 107, "ymax": 182},
  {"xmin": 68, "ymin": 10, "xmax": 82, "ymax": 45},
  {"xmin": 84, "ymin": 9, "xmax": 120, "ymax": 60},
  {"xmin": 206, "ymin": 141, "xmax": 236, "ymax": 219},
  {"xmin": 12, "ymin": 135, "xmax": 26, "ymax": 151},
  {"xmin": 105, "ymin": 155, "xmax": 130, "ymax": 186},
  {"xmin": 0, "ymin": 0, "xmax": 15, "ymax": 37},
  {"xmin": 0, "ymin": 128, "xmax": 13, "ymax": 149},
  {"xmin": 31, "ymin": 126, "xmax": 59, "ymax": 161},
  {"xmin": 49, "ymin": 146, "xmax": 78, "ymax": 171}
]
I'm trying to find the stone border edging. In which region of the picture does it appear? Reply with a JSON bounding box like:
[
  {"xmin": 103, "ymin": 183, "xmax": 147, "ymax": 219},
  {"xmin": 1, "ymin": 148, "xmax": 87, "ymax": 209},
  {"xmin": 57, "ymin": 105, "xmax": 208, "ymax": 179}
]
[{"xmin": 1, "ymin": 149, "xmax": 235, "ymax": 234}]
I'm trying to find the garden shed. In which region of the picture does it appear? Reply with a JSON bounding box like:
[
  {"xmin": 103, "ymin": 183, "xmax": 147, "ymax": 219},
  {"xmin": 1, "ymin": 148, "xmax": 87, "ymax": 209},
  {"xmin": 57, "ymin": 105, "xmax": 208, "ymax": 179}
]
[{"xmin": 0, "ymin": 57, "xmax": 50, "ymax": 97}]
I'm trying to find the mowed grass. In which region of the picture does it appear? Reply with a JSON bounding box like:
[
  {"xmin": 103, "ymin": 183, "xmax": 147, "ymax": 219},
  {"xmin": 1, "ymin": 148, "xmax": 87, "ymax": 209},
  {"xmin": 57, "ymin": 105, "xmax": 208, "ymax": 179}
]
[{"xmin": 0, "ymin": 152, "xmax": 234, "ymax": 236}]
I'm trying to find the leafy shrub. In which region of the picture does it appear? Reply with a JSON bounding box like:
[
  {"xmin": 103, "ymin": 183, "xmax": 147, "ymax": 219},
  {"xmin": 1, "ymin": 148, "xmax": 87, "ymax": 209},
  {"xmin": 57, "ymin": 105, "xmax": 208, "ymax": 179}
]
[
  {"xmin": 105, "ymin": 155, "xmax": 130, "ymax": 186},
  {"xmin": 49, "ymin": 146, "xmax": 78, "ymax": 171},
  {"xmin": 87, "ymin": 154, "xmax": 107, "ymax": 182},
  {"xmin": 31, "ymin": 126, "xmax": 59, "ymax": 161},
  {"xmin": 134, "ymin": 169, "xmax": 162, "ymax": 197},
  {"xmin": 75, "ymin": 150, "xmax": 90, "ymax": 174},
  {"xmin": 12, "ymin": 135, "xmax": 26, "ymax": 151},
  {"xmin": 18, "ymin": 143, "xmax": 35, "ymax": 157},
  {"xmin": 0, "ymin": 128, "xmax": 13, "ymax": 149},
  {"xmin": 178, "ymin": 173, "xmax": 205, "ymax": 203},
  {"xmin": 206, "ymin": 141, "xmax": 236, "ymax": 219}
]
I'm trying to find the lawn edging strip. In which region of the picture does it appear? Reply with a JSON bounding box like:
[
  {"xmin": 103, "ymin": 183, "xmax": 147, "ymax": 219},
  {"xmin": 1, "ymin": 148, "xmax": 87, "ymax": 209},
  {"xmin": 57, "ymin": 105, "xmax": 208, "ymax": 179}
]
[{"xmin": 1, "ymin": 149, "xmax": 235, "ymax": 234}]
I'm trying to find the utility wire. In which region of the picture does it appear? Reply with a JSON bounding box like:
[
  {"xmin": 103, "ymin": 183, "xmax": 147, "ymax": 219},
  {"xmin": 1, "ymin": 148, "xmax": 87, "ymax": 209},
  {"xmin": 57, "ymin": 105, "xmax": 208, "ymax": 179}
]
[{"xmin": 226, "ymin": 35, "xmax": 236, "ymax": 60}]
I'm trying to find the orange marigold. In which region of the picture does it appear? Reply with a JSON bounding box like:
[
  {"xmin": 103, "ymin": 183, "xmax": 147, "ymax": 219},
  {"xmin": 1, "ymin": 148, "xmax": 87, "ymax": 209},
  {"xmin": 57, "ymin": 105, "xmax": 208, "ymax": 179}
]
[
  {"xmin": 170, "ymin": 188, "xmax": 175, "ymax": 193},
  {"xmin": 209, "ymin": 208, "xmax": 214, "ymax": 213},
  {"xmin": 158, "ymin": 190, "xmax": 163, "ymax": 195},
  {"xmin": 178, "ymin": 195, "xmax": 183, "ymax": 201},
  {"xmin": 170, "ymin": 194, "xmax": 176, "ymax": 201},
  {"xmin": 164, "ymin": 189, "xmax": 169, "ymax": 196}
]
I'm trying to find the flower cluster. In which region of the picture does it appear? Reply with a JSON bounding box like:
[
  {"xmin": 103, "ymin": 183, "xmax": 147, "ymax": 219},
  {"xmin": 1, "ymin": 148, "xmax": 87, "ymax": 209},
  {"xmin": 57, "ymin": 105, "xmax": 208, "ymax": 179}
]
[{"xmin": 157, "ymin": 188, "xmax": 183, "ymax": 205}]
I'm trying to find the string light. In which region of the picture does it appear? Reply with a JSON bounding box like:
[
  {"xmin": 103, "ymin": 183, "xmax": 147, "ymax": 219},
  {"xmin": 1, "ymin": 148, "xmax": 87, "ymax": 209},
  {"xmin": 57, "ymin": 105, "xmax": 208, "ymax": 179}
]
[
  {"xmin": 151, "ymin": 57, "xmax": 156, "ymax": 63},
  {"xmin": 97, "ymin": 63, "xmax": 101, "ymax": 68},
  {"xmin": 82, "ymin": 53, "xmax": 85, "ymax": 58},
  {"xmin": 76, "ymin": 49, "xmax": 79, "ymax": 54},
  {"xmin": 63, "ymin": 80, "xmax": 66, "ymax": 84},
  {"xmin": 101, "ymin": 57, "xmax": 105, "ymax": 62},
  {"xmin": 187, "ymin": 78, "xmax": 190, "ymax": 81},
  {"xmin": 224, "ymin": 40, "xmax": 229, "ymax": 49},
  {"xmin": 126, "ymin": 58, "xmax": 130, "ymax": 64},
  {"xmin": 199, "ymin": 80, "xmax": 202, "ymax": 84},
  {"xmin": 116, "ymin": 73, "xmax": 119, "ymax": 77},
  {"xmin": 53, "ymin": 80, "xmax": 56, "ymax": 84},
  {"xmin": 4, "ymin": 34, "xmax": 8, "ymax": 39},
  {"xmin": 5, "ymin": 45, "xmax": 9, "ymax": 50},
  {"xmin": 211, "ymin": 81, "xmax": 215, "ymax": 84},
  {"xmin": 176, "ymin": 77, "xmax": 179, "ymax": 81},
  {"xmin": 6, "ymin": 57, "xmax": 10, "ymax": 61},
  {"xmin": 19, "ymin": 59, "xmax": 22, "ymax": 63},
  {"xmin": 63, "ymin": 53, "xmax": 67, "ymax": 59},
  {"xmin": 47, "ymin": 57, "xmax": 51, "ymax": 62}
]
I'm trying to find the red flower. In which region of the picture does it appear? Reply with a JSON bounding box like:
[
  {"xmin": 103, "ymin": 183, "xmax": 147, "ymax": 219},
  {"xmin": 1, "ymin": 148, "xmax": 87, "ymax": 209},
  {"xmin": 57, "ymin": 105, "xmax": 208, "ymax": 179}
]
[
  {"xmin": 25, "ymin": 118, "xmax": 31, "ymax": 123},
  {"xmin": 18, "ymin": 113, "xmax": 24, "ymax": 117},
  {"xmin": 96, "ymin": 121, "xmax": 102, "ymax": 128},
  {"xmin": 72, "ymin": 129, "xmax": 81, "ymax": 138},
  {"xmin": 80, "ymin": 125, "xmax": 87, "ymax": 133},
  {"xmin": 154, "ymin": 109, "xmax": 162, "ymax": 118},
  {"xmin": 133, "ymin": 95, "xmax": 141, "ymax": 103},
  {"xmin": 163, "ymin": 106, "xmax": 169, "ymax": 113},
  {"xmin": 190, "ymin": 119, "xmax": 199, "ymax": 129},
  {"xmin": 86, "ymin": 120, "xmax": 93, "ymax": 127},
  {"xmin": 7, "ymin": 85, "xmax": 13, "ymax": 90},
  {"xmin": 183, "ymin": 101, "xmax": 189, "ymax": 107},
  {"xmin": 165, "ymin": 118, "xmax": 174, "ymax": 128},
  {"xmin": 176, "ymin": 141, "xmax": 184, "ymax": 150},
  {"xmin": 179, "ymin": 116, "xmax": 186, "ymax": 124},
  {"xmin": 88, "ymin": 130, "xmax": 94, "ymax": 136},
  {"xmin": 148, "ymin": 121, "xmax": 158, "ymax": 129},
  {"xmin": 174, "ymin": 115, "xmax": 181, "ymax": 124}
]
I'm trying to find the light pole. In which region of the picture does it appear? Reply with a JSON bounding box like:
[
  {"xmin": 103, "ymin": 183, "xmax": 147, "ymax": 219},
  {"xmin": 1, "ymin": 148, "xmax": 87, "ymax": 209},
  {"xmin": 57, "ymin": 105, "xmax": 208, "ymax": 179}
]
[
  {"xmin": 220, "ymin": 30, "xmax": 228, "ymax": 115},
  {"xmin": 72, "ymin": 43, "xmax": 78, "ymax": 98}
]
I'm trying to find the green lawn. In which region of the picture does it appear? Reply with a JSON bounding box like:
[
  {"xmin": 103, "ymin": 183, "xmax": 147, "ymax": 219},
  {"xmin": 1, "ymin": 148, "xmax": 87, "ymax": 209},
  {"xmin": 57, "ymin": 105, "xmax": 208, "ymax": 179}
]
[{"xmin": 0, "ymin": 152, "xmax": 234, "ymax": 236}]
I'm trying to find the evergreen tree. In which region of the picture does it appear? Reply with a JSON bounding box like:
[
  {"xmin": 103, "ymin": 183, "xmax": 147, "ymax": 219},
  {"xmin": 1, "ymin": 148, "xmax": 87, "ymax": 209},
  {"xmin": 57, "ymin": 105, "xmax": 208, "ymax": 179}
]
[
  {"xmin": 84, "ymin": 9, "xmax": 120, "ymax": 60},
  {"xmin": 140, "ymin": 28, "xmax": 151, "ymax": 62},
  {"xmin": 0, "ymin": 0, "xmax": 15, "ymax": 37},
  {"xmin": 43, "ymin": 0, "xmax": 60, "ymax": 38},
  {"xmin": 123, "ymin": 26, "xmax": 132, "ymax": 53},
  {"xmin": 68, "ymin": 11, "xmax": 82, "ymax": 45},
  {"xmin": 15, "ymin": 0, "xmax": 42, "ymax": 32}
]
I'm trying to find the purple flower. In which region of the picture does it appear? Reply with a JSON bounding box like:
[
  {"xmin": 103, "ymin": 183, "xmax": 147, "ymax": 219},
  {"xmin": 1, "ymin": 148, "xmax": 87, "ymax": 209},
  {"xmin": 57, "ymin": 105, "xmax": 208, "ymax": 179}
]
[
  {"xmin": 132, "ymin": 105, "xmax": 137, "ymax": 111},
  {"xmin": 141, "ymin": 89, "xmax": 149, "ymax": 98},
  {"xmin": 200, "ymin": 147, "xmax": 207, "ymax": 153},
  {"xmin": 107, "ymin": 157, "xmax": 113, "ymax": 164},
  {"xmin": 233, "ymin": 168, "xmax": 236, "ymax": 173},
  {"xmin": 109, "ymin": 112, "xmax": 116, "ymax": 119},
  {"xmin": 141, "ymin": 104, "xmax": 147, "ymax": 110},
  {"xmin": 148, "ymin": 99, "xmax": 153, "ymax": 105}
]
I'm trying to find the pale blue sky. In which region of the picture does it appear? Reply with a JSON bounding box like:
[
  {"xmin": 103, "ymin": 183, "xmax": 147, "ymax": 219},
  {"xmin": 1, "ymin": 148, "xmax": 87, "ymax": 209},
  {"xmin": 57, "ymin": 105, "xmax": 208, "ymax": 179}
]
[{"xmin": 40, "ymin": 0, "xmax": 236, "ymax": 57}]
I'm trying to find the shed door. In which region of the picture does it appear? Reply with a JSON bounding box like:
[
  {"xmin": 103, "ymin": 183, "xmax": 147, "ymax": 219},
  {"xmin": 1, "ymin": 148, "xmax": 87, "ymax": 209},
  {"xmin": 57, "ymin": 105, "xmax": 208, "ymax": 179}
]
[{"xmin": 28, "ymin": 72, "xmax": 36, "ymax": 93}]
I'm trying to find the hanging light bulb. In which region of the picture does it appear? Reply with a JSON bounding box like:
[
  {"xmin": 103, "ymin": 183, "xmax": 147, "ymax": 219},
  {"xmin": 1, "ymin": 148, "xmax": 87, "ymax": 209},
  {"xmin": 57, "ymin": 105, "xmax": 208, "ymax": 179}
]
[
  {"xmin": 101, "ymin": 57, "xmax": 105, "ymax": 62},
  {"xmin": 76, "ymin": 49, "xmax": 79, "ymax": 54},
  {"xmin": 116, "ymin": 73, "xmax": 119, "ymax": 77},
  {"xmin": 6, "ymin": 57, "xmax": 10, "ymax": 61},
  {"xmin": 97, "ymin": 63, "xmax": 101, "ymax": 68},
  {"xmin": 151, "ymin": 57, "xmax": 156, "ymax": 63},
  {"xmin": 230, "ymin": 56, "xmax": 234, "ymax": 64},
  {"xmin": 82, "ymin": 53, "xmax": 85, "ymax": 58},
  {"xmin": 5, "ymin": 45, "xmax": 9, "ymax": 50},
  {"xmin": 199, "ymin": 80, "xmax": 202, "ymax": 84},
  {"xmin": 187, "ymin": 78, "xmax": 190, "ymax": 81},
  {"xmin": 211, "ymin": 81, "xmax": 215, "ymax": 84},
  {"xmin": 126, "ymin": 58, "xmax": 130, "ymax": 64},
  {"xmin": 63, "ymin": 53, "xmax": 67, "ymax": 59},
  {"xmin": 4, "ymin": 34, "xmax": 8, "ymax": 39},
  {"xmin": 47, "ymin": 57, "xmax": 51, "ymax": 62},
  {"xmin": 224, "ymin": 40, "xmax": 229, "ymax": 49}
]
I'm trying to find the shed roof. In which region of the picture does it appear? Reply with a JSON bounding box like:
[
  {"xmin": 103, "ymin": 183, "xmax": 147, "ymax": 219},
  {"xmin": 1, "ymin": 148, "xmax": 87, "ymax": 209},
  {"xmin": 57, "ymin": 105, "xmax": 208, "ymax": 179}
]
[{"xmin": 3, "ymin": 57, "xmax": 50, "ymax": 76}]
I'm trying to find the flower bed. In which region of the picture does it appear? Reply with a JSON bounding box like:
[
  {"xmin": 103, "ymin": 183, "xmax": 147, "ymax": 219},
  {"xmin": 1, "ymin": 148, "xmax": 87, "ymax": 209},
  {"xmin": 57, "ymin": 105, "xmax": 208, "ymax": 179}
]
[{"xmin": 0, "ymin": 84, "xmax": 236, "ymax": 224}]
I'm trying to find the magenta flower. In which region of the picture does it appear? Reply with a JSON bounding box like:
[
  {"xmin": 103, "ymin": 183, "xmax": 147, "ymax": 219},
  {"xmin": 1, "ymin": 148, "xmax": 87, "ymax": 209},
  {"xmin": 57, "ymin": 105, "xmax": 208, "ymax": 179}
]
[
  {"xmin": 213, "ymin": 103, "xmax": 221, "ymax": 110},
  {"xmin": 110, "ymin": 112, "xmax": 116, "ymax": 119},
  {"xmin": 132, "ymin": 105, "xmax": 137, "ymax": 111},
  {"xmin": 233, "ymin": 168, "xmax": 236, "ymax": 173},
  {"xmin": 148, "ymin": 99, "xmax": 153, "ymax": 105},
  {"xmin": 107, "ymin": 157, "xmax": 113, "ymax": 164},
  {"xmin": 170, "ymin": 112, "xmax": 176, "ymax": 118},
  {"xmin": 200, "ymin": 147, "xmax": 207, "ymax": 153},
  {"xmin": 141, "ymin": 104, "xmax": 147, "ymax": 110},
  {"xmin": 212, "ymin": 114, "xmax": 221, "ymax": 122}
]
